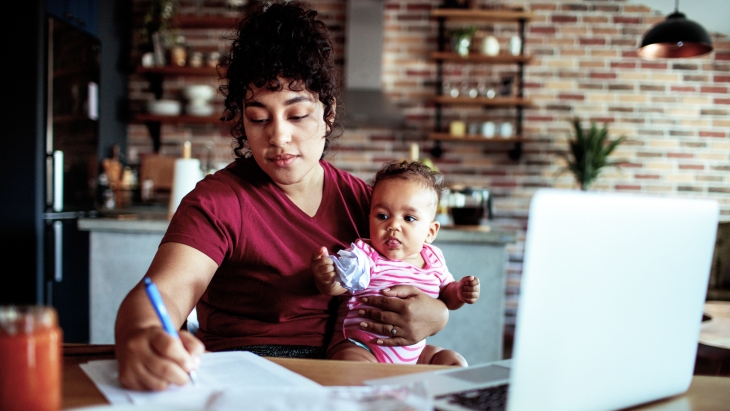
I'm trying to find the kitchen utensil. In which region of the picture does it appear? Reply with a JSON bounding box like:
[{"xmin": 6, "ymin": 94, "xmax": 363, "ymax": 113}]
[
  {"xmin": 186, "ymin": 102, "xmax": 214, "ymax": 117},
  {"xmin": 481, "ymin": 121, "xmax": 496, "ymax": 138},
  {"xmin": 447, "ymin": 186, "xmax": 492, "ymax": 225},
  {"xmin": 482, "ymin": 35, "xmax": 500, "ymax": 56},
  {"xmin": 183, "ymin": 84, "xmax": 215, "ymax": 102},
  {"xmin": 450, "ymin": 121, "xmax": 466, "ymax": 137},
  {"xmin": 146, "ymin": 99, "xmax": 181, "ymax": 116}
]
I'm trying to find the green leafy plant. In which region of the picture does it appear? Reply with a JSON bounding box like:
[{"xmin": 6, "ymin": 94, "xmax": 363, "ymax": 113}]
[
  {"xmin": 449, "ymin": 26, "xmax": 477, "ymax": 57},
  {"xmin": 139, "ymin": 0, "xmax": 179, "ymax": 51},
  {"xmin": 560, "ymin": 117, "xmax": 627, "ymax": 191}
]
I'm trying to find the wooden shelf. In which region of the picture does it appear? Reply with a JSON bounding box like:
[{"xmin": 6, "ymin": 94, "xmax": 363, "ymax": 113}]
[
  {"xmin": 429, "ymin": 8, "xmax": 530, "ymax": 160},
  {"xmin": 432, "ymin": 96, "xmax": 531, "ymax": 107},
  {"xmin": 431, "ymin": 8, "xmax": 534, "ymax": 22},
  {"xmin": 430, "ymin": 51, "xmax": 531, "ymax": 64},
  {"xmin": 133, "ymin": 113, "xmax": 225, "ymax": 125},
  {"xmin": 172, "ymin": 15, "xmax": 239, "ymax": 29},
  {"xmin": 429, "ymin": 133, "xmax": 526, "ymax": 143},
  {"xmin": 135, "ymin": 66, "xmax": 221, "ymax": 76}
]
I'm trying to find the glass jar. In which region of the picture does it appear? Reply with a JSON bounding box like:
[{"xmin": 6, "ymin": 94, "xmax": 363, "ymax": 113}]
[
  {"xmin": 0, "ymin": 306, "xmax": 62, "ymax": 411},
  {"xmin": 169, "ymin": 35, "xmax": 187, "ymax": 67}
]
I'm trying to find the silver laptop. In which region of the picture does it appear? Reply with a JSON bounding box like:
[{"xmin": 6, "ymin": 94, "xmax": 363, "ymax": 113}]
[{"xmin": 366, "ymin": 189, "xmax": 719, "ymax": 411}]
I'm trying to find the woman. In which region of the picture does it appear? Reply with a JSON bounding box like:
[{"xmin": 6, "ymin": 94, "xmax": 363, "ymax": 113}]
[{"xmin": 114, "ymin": 1, "xmax": 449, "ymax": 391}]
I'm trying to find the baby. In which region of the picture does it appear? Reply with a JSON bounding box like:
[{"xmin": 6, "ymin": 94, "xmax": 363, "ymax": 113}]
[{"xmin": 311, "ymin": 160, "xmax": 480, "ymax": 365}]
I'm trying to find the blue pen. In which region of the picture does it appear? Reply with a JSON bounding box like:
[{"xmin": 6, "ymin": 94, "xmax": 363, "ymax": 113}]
[{"xmin": 144, "ymin": 277, "xmax": 199, "ymax": 385}]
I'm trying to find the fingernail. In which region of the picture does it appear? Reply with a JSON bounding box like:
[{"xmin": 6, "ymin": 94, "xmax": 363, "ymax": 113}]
[
  {"xmin": 382, "ymin": 288, "xmax": 390, "ymax": 291},
  {"xmin": 358, "ymin": 310, "xmax": 365, "ymax": 316},
  {"xmin": 360, "ymin": 297, "xmax": 368, "ymax": 303},
  {"xmin": 376, "ymin": 339, "xmax": 383, "ymax": 345},
  {"xmin": 185, "ymin": 360, "xmax": 194, "ymax": 371},
  {"xmin": 360, "ymin": 322, "xmax": 368, "ymax": 329}
]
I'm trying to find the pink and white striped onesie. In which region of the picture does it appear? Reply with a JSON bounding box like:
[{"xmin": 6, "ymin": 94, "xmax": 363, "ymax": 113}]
[{"xmin": 329, "ymin": 238, "xmax": 455, "ymax": 364}]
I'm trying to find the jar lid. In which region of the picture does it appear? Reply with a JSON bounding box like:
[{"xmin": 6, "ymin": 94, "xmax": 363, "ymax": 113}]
[{"xmin": 0, "ymin": 306, "xmax": 58, "ymax": 335}]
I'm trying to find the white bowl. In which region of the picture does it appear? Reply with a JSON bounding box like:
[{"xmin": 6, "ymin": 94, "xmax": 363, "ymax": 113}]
[
  {"xmin": 147, "ymin": 99, "xmax": 181, "ymax": 116},
  {"xmin": 183, "ymin": 85, "xmax": 216, "ymax": 102},
  {"xmin": 186, "ymin": 102, "xmax": 214, "ymax": 117}
]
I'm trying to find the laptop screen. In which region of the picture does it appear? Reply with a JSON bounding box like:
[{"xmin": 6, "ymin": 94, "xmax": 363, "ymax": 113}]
[{"xmin": 508, "ymin": 189, "xmax": 719, "ymax": 411}]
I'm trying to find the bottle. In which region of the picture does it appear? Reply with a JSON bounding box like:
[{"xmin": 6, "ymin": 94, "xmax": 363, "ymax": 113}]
[{"xmin": 510, "ymin": 36, "xmax": 522, "ymax": 56}]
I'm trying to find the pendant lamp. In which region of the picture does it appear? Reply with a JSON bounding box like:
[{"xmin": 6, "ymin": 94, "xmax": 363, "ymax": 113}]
[{"xmin": 637, "ymin": 0, "xmax": 713, "ymax": 59}]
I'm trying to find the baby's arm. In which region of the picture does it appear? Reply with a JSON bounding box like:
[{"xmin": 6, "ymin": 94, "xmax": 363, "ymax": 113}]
[
  {"xmin": 439, "ymin": 276, "xmax": 480, "ymax": 310},
  {"xmin": 311, "ymin": 246, "xmax": 348, "ymax": 296}
]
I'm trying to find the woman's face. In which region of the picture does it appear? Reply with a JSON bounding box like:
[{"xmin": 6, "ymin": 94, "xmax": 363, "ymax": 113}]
[{"xmin": 243, "ymin": 80, "xmax": 329, "ymax": 188}]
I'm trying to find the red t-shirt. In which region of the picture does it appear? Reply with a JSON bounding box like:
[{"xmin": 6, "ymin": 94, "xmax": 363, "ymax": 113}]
[{"xmin": 162, "ymin": 157, "xmax": 371, "ymax": 351}]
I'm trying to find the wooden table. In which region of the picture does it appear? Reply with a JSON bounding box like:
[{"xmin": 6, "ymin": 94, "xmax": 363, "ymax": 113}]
[{"xmin": 62, "ymin": 345, "xmax": 730, "ymax": 411}]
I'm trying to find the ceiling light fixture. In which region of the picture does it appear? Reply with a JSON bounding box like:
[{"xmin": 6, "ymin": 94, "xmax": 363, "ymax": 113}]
[{"xmin": 637, "ymin": 0, "xmax": 713, "ymax": 59}]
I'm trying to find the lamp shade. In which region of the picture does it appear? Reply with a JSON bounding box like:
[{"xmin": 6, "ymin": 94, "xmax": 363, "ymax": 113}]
[{"xmin": 637, "ymin": 11, "xmax": 713, "ymax": 59}]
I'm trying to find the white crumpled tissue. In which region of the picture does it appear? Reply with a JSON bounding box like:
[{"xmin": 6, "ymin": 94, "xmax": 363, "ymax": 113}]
[{"xmin": 331, "ymin": 244, "xmax": 373, "ymax": 292}]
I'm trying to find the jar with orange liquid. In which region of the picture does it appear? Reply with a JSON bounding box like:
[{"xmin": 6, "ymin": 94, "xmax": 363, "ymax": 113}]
[{"xmin": 0, "ymin": 306, "xmax": 62, "ymax": 411}]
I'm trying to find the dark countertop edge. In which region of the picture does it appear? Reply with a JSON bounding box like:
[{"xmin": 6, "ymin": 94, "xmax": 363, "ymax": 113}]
[
  {"xmin": 78, "ymin": 216, "xmax": 516, "ymax": 244},
  {"xmin": 437, "ymin": 226, "xmax": 516, "ymax": 244},
  {"xmin": 78, "ymin": 216, "xmax": 171, "ymax": 234}
]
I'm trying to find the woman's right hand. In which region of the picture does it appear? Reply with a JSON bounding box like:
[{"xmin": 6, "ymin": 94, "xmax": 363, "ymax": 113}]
[
  {"xmin": 116, "ymin": 326, "xmax": 204, "ymax": 391},
  {"xmin": 114, "ymin": 243, "xmax": 216, "ymax": 391}
]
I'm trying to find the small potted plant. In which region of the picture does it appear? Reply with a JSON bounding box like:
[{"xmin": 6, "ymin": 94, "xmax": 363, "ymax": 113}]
[
  {"xmin": 138, "ymin": 0, "xmax": 179, "ymax": 64},
  {"xmin": 560, "ymin": 117, "xmax": 627, "ymax": 191},
  {"xmin": 449, "ymin": 26, "xmax": 477, "ymax": 57}
]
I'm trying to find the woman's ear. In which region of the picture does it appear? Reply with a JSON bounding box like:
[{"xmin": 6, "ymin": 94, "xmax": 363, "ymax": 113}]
[
  {"xmin": 329, "ymin": 98, "xmax": 337, "ymax": 122},
  {"xmin": 325, "ymin": 98, "xmax": 336, "ymax": 135}
]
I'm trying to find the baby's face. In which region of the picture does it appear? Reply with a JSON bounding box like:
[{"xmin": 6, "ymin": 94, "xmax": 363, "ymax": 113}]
[{"xmin": 368, "ymin": 178, "xmax": 439, "ymax": 264}]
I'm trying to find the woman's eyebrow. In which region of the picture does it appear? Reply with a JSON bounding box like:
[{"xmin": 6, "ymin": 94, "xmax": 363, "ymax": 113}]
[
  {"xmin": 244, "ymin": 95, "xmax": 313, "ymax": 108},
  {"xmin": 284, "ymin": 95, "xmax": 313, "ymax": 105}
]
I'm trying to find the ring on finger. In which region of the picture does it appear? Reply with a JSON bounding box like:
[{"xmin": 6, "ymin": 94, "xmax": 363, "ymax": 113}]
[{"xmin": 391, "ymin": 327, "xmax": 397, "ymax": 336}]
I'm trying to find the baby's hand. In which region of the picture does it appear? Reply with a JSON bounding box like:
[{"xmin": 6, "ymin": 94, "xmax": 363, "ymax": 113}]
[
  {"xmin": 310, "ymin": 247, "xmax": 340, "ymax": 296},
  {"xmin": 457, "ymin": 276, "xmax": 480, "ymax": 304}
]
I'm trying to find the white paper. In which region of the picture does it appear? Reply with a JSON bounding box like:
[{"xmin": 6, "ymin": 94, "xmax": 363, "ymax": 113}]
[
  {"xmin": 205, "ymin": 383, "xmax": 433, "ymax": 411},
  {"xmin": 79, "ymin": 351, "xmax": 433, "ymax": 411},
  {"xmin": 80, "ymin": 351, "xmax": 319, "ymax": 409}
]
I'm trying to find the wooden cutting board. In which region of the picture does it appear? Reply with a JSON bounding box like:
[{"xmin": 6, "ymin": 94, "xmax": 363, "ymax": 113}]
[{"xmin": 139, "ymin": 154, "xmax": 176, "ymax": 191}]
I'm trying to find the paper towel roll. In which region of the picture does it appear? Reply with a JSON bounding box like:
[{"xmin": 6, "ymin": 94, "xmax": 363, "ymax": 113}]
[{"xmin": 168, "ymin": 158, "xmax": 203, "ymax": 218}]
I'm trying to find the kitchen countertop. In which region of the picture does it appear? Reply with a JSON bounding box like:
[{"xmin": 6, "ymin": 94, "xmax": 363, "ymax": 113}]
[{"xmin": 78, "ymin": 207, "xmax": 515, "ymax": 244}]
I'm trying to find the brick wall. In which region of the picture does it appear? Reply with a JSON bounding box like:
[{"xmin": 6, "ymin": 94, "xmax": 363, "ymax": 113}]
[{"xmin": 127, "ymin": 0, "xmax": 730, "ymax": 331}]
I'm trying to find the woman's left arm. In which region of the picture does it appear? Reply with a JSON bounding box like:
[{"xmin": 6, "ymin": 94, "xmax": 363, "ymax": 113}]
[{"xmin": 357, "ymin": 285, "xmax": 449, "ymax": 346}]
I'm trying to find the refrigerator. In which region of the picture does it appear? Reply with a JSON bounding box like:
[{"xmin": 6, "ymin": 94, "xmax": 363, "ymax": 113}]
[
  {"xmin": 2, "ymin": 1, "xmax": 128, "ymax": 344},
  {"xmin": 41, "ymin": 16, "xmax": 101, "ymax": 343}
]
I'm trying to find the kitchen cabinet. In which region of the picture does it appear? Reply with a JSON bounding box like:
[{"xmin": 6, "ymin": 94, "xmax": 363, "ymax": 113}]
[
  {"xmin": 47, "ymin": 0, "xmax": 98, "ymax": 37},
  {"xmin": 429, "ymin": 8, "xmax": 533, "ymax": 160},
  {"xmin": 133, "ymin": 15, "xmax": 237, "ymax": 152},
  {"xmin": 430, "ymin": 228, "xmax": 514, "ymax": 364}
]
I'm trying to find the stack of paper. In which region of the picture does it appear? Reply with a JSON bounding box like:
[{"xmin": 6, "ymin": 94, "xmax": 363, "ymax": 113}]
[{"xmin": 80, "ymin": 351, "xmax": 431, "ymax": 411}]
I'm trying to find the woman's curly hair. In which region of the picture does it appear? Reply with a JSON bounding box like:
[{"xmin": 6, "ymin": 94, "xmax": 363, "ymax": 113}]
[
  {"xmin": 219, "ymin": 1, "xmax": 341, "ymax": 158},
  {"xmin": 371, "ymin": 161, "xmax": 447, "ymax": 207}
]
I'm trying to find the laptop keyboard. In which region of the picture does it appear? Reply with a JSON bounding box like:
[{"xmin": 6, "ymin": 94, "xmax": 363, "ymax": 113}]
[{"xmin": 436, "ymin": 383, "xmax": 509, "ymax": 411}]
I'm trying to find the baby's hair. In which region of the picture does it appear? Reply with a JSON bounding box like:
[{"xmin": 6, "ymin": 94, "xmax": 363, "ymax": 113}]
[{"xmin": 371, "ymin": 160, "xmax": 446, "ymax": 205}]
